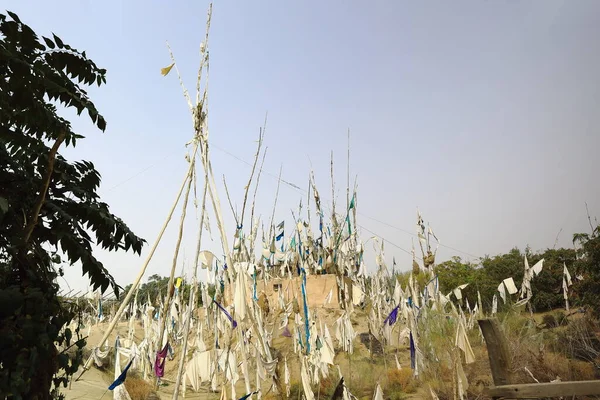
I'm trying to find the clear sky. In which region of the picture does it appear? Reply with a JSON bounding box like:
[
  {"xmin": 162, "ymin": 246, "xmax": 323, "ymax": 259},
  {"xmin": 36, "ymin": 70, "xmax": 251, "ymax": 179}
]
[{"xmin": 6, "ymin": 1, "xmax": 600, "ymax": 295}]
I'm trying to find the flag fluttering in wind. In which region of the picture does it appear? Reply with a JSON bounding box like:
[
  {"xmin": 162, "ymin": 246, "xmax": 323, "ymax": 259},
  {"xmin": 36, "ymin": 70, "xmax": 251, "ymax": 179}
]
[
  {"xmin": 383, "ymin": 305, "xmax": 399, "ymax": 326},
  {"xmin": 213, "ymin": 299, "xmax": 238, "ymax": 329},
  {"xmin": 409, "ymin": 331, "xmax": 416, "ymax": 370},
  {"xmin": 282, "ymin": 325, "xmax": 292, "ymax": 337},
  {"xmin": 563, "ymin": 263, "xmax": 573, "ymax": 311},
  {"xmin": 154, "ymin": 342, "xmax": 169, "ymax": 378},
  {"xmin": 109, "ymin": 357, "xmax": 134, "ymax": 390},
  {"xmin": 276, "ymin": 220, "xmax": 285, "ymax": 242},
  {"xmin": 238, "ymin": 390, "xmax": 259, "ymax": 400}
]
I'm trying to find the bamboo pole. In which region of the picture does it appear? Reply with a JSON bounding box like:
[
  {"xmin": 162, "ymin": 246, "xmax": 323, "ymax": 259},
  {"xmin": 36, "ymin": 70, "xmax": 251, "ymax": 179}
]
[
  {"xmin": 172, "ymin": 152, "xmax": 209, "ymax": 399},
  {"xmin": 75, "ymin": 146, "xmax": 198, "ymax": 381},
  {"xmin": 346, "ymin": 128, "xmax": 350, "ymax": 213},
  {"xmin": 240, "ymin": 128, "xmax": 264, "ymax": 228},
  {"xmin": 249, "ymin": 147, "xmax": 268, "ymax": 256},
  {"xmin": 268, "ymin": 165, "xmax": 283, "ymax": 243},
  {"xmin": 155, "ymin": 162, "xmax": 195, "ymax": 388}
]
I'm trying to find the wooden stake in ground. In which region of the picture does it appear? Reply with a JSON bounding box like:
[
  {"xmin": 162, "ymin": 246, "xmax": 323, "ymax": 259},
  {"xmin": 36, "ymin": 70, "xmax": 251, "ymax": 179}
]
[
  {"xmin": 155, "ymin": 164, "xmax": 195, "ymax": 389},
  {"xmin": 76, "ymin": 148, "xmax": 198, "ymax": 381},
  {"xmin": 172, "ymin": 156, "xmax": 209, "ymax": 400}
]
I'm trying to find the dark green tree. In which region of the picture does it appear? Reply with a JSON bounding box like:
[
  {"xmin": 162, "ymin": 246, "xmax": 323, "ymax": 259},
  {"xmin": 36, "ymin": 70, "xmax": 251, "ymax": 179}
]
[
  {"xmin": 0, "ymin": 12, "xmax": 145, "ymax": 399},
  {"xmin": 435, "ymin": 247, "xmax": 578, "ymax": 314},
  {"xmin": 573, "ymin": 224, "xmax": 600, "ymax": 316},
  {"xmin": 529, "ymin": 248, "xmax": 576, "ymax": 311},
  {"xmin": 123, "ymin": 275, "xmax": 215, "ymax": 308}
]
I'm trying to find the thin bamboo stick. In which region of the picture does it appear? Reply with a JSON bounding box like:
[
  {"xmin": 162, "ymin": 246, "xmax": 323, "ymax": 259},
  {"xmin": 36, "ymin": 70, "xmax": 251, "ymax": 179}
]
[
  {"xmin": 155, "ymin": 161, "xmax": 195, "ymax": 388},
  {"xmin": 268, "ymin": 165, "xmax": 283, "ymax": 242},
  {"xmin": 249, "ymin": 147, "xmax": 268, "ymax": 256},
  {"xmin": 172, "ymin": 151, "xmax": 209, "ymax": 400},
  {"xmin": 240, "ymin": 127, "xmax": 265, "ymax": 228},
  {"xmin": 75, "ymin": 143, "xmax": 198, "ymax": 381}
]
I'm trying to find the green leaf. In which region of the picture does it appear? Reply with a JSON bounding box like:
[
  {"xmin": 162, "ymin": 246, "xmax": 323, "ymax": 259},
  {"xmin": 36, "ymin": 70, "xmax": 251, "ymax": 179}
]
[
  {"xmin": 6, "ymin": 10, "xmax": 21, "ymax": 23},
  {"xmin": 0, "ymin": 14, "xmax": 147, "ymax": 396},
  {"xmin": 0, "ymin": 196, "xmax": 8, "ymax": 215},
  {"xmin": 42, "ymin": 36, "xmax": 55, "ymax": 49},
  {"xmin": 52, "ymin": 33, "xmax": 64, "ymax": 48}
]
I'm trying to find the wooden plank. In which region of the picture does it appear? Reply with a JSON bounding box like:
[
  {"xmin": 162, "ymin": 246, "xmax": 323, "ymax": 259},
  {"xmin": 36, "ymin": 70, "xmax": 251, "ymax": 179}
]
[
  {"xmin": 478, "ymin": 318, "xmax": 512, "ymax": 386},
  {"xmin": 485, "ymin": 380, "xmax": 600, "ymax": 398}
]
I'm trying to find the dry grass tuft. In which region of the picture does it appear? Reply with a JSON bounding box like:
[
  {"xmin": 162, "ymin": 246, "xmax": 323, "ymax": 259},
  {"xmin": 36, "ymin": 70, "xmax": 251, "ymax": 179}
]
[
  {"xmin": 124, "ymin": 375, "xmax": 156, "ymax": 400},
  {"xmin": 417, "ymin": 310, "xmax": 599, "ymax": 400},
  {"xmin": 386, "ymin": 368, "xmax": 418, "ymax": 394},
  {"xmin": 503, "ymin": 313, "xmax": 598, "ymax": 383}
]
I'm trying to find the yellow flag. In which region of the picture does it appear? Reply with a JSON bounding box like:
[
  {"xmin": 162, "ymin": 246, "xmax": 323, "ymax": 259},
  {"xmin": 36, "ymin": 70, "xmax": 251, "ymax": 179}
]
[
  {"xmin": 175, "ymin": 277, "xmax": 182, "ymax": 288},
  {"xmin": 161, "ymin": 63, "xmax": 175, "ymax": 76}
]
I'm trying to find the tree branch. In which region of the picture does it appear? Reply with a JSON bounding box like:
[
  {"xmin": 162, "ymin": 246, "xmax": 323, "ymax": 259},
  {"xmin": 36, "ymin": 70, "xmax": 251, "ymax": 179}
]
[{"xmin": 22, "ymin": 131, "xmax": 66, "ymax": 245}]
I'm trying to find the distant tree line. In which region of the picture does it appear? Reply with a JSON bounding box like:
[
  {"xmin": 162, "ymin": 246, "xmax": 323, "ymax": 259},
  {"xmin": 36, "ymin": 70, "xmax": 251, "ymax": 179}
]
[
  {"xmin": 431, "ymin": 224, "xmax": 600, "ymax": 316},
  {"xmin": 122, "ymin": 274, "xmax": 216, "ymax": 309}
]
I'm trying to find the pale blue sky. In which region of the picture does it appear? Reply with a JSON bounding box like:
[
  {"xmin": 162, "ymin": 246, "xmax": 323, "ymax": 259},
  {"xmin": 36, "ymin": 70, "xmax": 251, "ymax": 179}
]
[{"xmin": 6, "ymin": 1, "xmax": 600, "ymax": 294}]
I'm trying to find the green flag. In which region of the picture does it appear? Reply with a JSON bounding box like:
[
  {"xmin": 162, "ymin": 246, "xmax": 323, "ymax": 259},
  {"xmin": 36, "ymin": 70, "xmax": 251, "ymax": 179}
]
[{"xmin": 346, "ymin": 214, "xmax": 352, "ymax": 235}]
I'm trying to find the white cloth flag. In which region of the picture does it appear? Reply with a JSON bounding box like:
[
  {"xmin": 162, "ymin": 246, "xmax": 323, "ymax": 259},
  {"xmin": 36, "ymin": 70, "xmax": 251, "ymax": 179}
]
[
  {"xmin": 113, "ymin": 338, "xmax": 132, "ymax": 400},
  {"xmin": 373, "ymin": 383, "xmax": 384, "ymax": 400},
  {"xmin": 456, "ymin": 360, "xmax": 469, "ymax": 400},
  {"xmin": 300, "ymin": 358, "xmax": 315, "ymax": 400},
  {"xmin": 284, "ymin": 357, "xmax": 291, "ymax": 397},
  {"xmin": 199, "ymin": 250, "xmax": 215, "ymax": 269},
  {"xmin": 453, "ymin": 284, "xmax": 468, "ymax": 301},
  {"xmin": 393, "ymin": 280, "xmax": 402, "ymax": 305},
  {"xmin": 564, "ymin": 263, "xmax": 572, "ymax": 286},
  {"xmin": 497, "ymin": 282, "xmax": 506, "ymax": 304},
  {"xmin": 453, "ymin": 288, "xmax": 463, "ymax": 300},
  {"xmin": 503, "ymin": 278, "xmax": 518, "ymax": 295},
  {"xmin": 233, "ymin": 264, "xmax": 248, "ymax": 321},
  {"xmin": 455, "ymin": 320, "xmax": 475, "ymax": 364},
  {"xmin": 185, "ymin": 350, "xmax": 212, "ymax": 391},
  {"xmin": 563, "ymin": 263, "xmax": 572, "ymax": 311},
  {"xmin": 531, "ymin": 259, "xmax": 544, "ymax": 276}
]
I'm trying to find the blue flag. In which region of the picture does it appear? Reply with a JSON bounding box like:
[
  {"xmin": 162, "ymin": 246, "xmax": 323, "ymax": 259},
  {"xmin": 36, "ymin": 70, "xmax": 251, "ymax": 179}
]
[
  {"xmin": 383, "ymin": 305, "xmax": 399, "ymax": 326},
  {"xmin": 276, "ymin": 221, "xmax": 284, "ymax": 241},
  {"xmin": 238, "ymin": 390, "xmax": 259, "ymax": 400},
  {"xmin": 301, "ymin": 272, "xmax": 310, "ymax": 353},
  {"xmin": 409, "ymin": 332, "xmax": 416, "ymax": 370},
  {"xmin": 213, "ymin": 299, "xmax": 238, "ymax": 329},
  {"xmin": 109, "ymin": 357, "xmax": 134, "ymax": 390}
]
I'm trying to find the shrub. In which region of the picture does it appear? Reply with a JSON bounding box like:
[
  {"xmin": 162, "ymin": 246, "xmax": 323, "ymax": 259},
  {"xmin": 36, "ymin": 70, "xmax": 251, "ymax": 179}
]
[
  {"xmin": 553, "ymin": 311, "xmax": 568, "ymax": 327},
  {"xmin": 288, "ymin": 381, "xmax": 302, "ymax": 399},
  {"xmin": 542, "ymin": 312, "xmax": 567, "ymax": 328},
  {"xmin": 124, "ymin": 375, "xmax": 156, "ymax": 400},
  {"xmin": 556, "ymin": 316, "xmax": 600, "ymax": 366},
  {"xmin": 386, "ymin": 368, "xmax": 417, "ymax": 394},
  {"xmin": 542, "ymin": 313, "xmax": 558, "ymax": 328}
]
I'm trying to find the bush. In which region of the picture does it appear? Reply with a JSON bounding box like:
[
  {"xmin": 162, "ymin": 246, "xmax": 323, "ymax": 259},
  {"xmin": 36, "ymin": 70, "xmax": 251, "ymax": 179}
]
[
  {"xmin": 124, "ymin": 374, "xmax": 156, "ymax": 400},
  {"xmin": 317, "ymin": 375, "xmax": 337, "ymax": 397},
  {"xmin": 542, "ymin": 313, "xmax": 558, "ymax": 328},
  {"xmin": 553, "ymin": 311, "xmax": 568, "ymax": 327},
  {"xmin": 556, "ymin": 316, "xmax": 600, "ymax": 366},
  {"xmin": 386, "ymin": 368, "xmax": 418, "ymax": 394},
  {"xmin": 542, "ymin": 312, "xmax": 567, "ymax": 328},
  {"xmin": 288, "ymin": 381, "xmax": 302, "ymax": 399}
]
